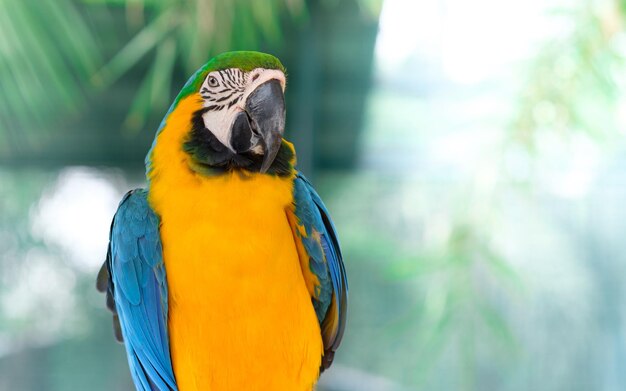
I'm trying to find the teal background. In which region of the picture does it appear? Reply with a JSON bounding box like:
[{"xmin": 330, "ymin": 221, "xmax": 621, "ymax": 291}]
[{"xmin": 2, "ymin": 1, "xmax": 626, "ymax": 390}]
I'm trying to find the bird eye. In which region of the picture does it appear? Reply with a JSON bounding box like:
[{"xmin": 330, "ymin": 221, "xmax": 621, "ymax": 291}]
[{"xmin": 208, "ymin": 76, "xmax": 219, "ymax": 87}]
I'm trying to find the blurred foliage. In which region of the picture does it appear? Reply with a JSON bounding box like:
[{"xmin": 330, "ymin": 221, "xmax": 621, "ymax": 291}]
[
  {"xmin": 0, "ymin": 0, "xmax": 101, "ymax": 138},
  {"xmin": 0, "ymin": 170, "xmax": 73, "ymax": 344},
  {"xmin": 4, "ymin": 0, "xmax": 626, "ymax": 390},
  {"xmin": 408, "ymin": 1, "xmax": 626, "ymax": 387},
  {"xmin": 345, "ymin": 2, "xmax": 626, "ymax": 388},
  {"xmin": 89, "ymin": 0, "xmax": 308, "ymax": 129},
  {"xmin": 0, "ymin": 0, "xmax": 382, "ymax": 139},
  {"xmin": 513, "ymin": 0, "xmax": 626, "ymax": 148},
  {"xmin": 357, "ymin": 85, "xmax": 526, "ymax": 388}
]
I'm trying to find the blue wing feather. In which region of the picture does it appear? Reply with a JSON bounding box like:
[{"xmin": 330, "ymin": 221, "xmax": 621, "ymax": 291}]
[
  {"xmin": 107, "ymin": 189, "xmax": 177, "ymax": 391},
  {"xmin": 292, "ymin": 173, "xmax": 348, "ymax": 369}
]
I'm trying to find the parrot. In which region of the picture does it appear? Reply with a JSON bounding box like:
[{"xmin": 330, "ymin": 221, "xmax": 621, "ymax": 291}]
[{"xmin": 96, "ymin": 51, "xmax": 347, "ymax": 391}]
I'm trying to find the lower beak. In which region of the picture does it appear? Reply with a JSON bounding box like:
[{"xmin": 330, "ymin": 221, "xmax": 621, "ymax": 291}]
[{"xmin": 244, "ymin": 79, "xmax": 285, "ymax": 173}]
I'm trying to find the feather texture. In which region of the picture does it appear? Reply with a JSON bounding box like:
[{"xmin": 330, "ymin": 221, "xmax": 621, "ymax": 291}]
[
  {"xmin": 96, "ymin": 50, "xmax": 348, "ymax": 389},
  {"xmin": 101, "ymin": 189, "xmax": 177, "ymax": 391},
  {"xmin": 291, "ymin": 173, "xmax": 348, "ymax": 370}
]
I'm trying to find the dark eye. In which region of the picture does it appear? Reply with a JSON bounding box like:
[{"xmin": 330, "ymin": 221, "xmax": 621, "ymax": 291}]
[{"xmin": 208, "ymin": 76, "xmax": 219, "ymax": 87}]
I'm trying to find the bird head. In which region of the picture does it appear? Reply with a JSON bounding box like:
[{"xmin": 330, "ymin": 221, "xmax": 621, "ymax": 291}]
[{"xmin": 149, "ymin": 51, "xmax": 290, "ymax": 177}]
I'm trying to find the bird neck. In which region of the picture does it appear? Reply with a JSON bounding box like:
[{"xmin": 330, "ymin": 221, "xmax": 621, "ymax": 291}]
[
  {"xmin": 146, "ymin": 94, "xmax": 296, "ymax": 180},
  {"xmin": 145, "ymin": 94, "xmax": 298, "ymax": 216}
]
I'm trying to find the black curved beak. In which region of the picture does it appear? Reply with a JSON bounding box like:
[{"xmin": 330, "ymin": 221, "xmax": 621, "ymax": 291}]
[{"xmin": 244, "ymin": 79, "xmax": 285, "ymax": 173}]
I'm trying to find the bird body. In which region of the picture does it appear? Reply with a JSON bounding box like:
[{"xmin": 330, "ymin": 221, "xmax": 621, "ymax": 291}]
[
  {"xmin": 97, "ymin": 52, "xmax": 346, "ymax": 391},
  {"xmin": 150, "ymin": 95, "xmax": 322, "ymax": 389}
]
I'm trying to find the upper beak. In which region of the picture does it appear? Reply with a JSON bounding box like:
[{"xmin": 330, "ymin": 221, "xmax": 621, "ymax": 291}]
[{"xmin": 244, "ymin": 79, "xmax": 285, "ymax": 173}]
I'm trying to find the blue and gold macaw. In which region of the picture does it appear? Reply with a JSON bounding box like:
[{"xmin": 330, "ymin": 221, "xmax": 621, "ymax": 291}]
[{"xmin": 96, "ymin": 51, "xmax": 347, "ymax": 390}]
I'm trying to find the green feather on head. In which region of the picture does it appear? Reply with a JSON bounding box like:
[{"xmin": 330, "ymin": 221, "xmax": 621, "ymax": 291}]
[
  {"xmin": 175, "ymin": 51, "xmax": 286, "ymax": 107},
  {"xmin": 146, "ymin": 51, "xmax": 288, "ymax": 177}
]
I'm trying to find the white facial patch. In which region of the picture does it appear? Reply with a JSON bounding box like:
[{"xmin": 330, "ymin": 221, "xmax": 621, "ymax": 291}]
[{"xmin": 199, "ymin": 68, "xmax": 286, "ymax": 153}]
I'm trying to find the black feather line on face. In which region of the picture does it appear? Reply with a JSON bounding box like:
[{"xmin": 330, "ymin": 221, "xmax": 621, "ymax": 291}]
[
  {"xmin": 225, "ymin": 78, "xmax": 237, "ymax": 89},
  {"xmin": 215, "ymin": 92, "xmax": 236, "ymax": 103},
  {"xmin": 205, "ymin": 104, "xmax": 224, "ymax": 112},
  {"xmin": 227, "ymin": 97, "xmax": 241, "ymax": 109},
  {"xmin": 182, "ymin": 108, "xmax": 294, "ymax": 176}
]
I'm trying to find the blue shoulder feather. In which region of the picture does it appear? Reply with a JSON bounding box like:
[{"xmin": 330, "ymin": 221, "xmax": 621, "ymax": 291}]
[
  {"xmin": 106, "ymin": 189, "xmax": 177, "ymax": 391},
  {"xmin": 292, "ymin": 173, "xmax": 348, "ymax": 370}
]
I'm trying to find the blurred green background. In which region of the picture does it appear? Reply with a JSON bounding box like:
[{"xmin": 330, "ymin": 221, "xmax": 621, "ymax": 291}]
[{"xmin": 2, "ymin": 0, "xmax": 626, "ymax": 390}]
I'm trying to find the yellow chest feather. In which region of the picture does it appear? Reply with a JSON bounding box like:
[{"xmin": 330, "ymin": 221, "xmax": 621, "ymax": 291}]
[{"xmin": 147, "ymin": 96, "xmax": 322, "ymax": 390}]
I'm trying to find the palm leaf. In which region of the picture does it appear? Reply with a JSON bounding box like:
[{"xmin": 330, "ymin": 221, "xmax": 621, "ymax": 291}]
[
  {"xmin": 0, "ymin": 0, "xmax": 382, "ymax": 143},
  {"xmin": 91, "ymin": 0, "xmax": 309, "ymax": 130},
  {"xmin": 0, "ymin": 0, "xmax": 101, "ymax": 143}
]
